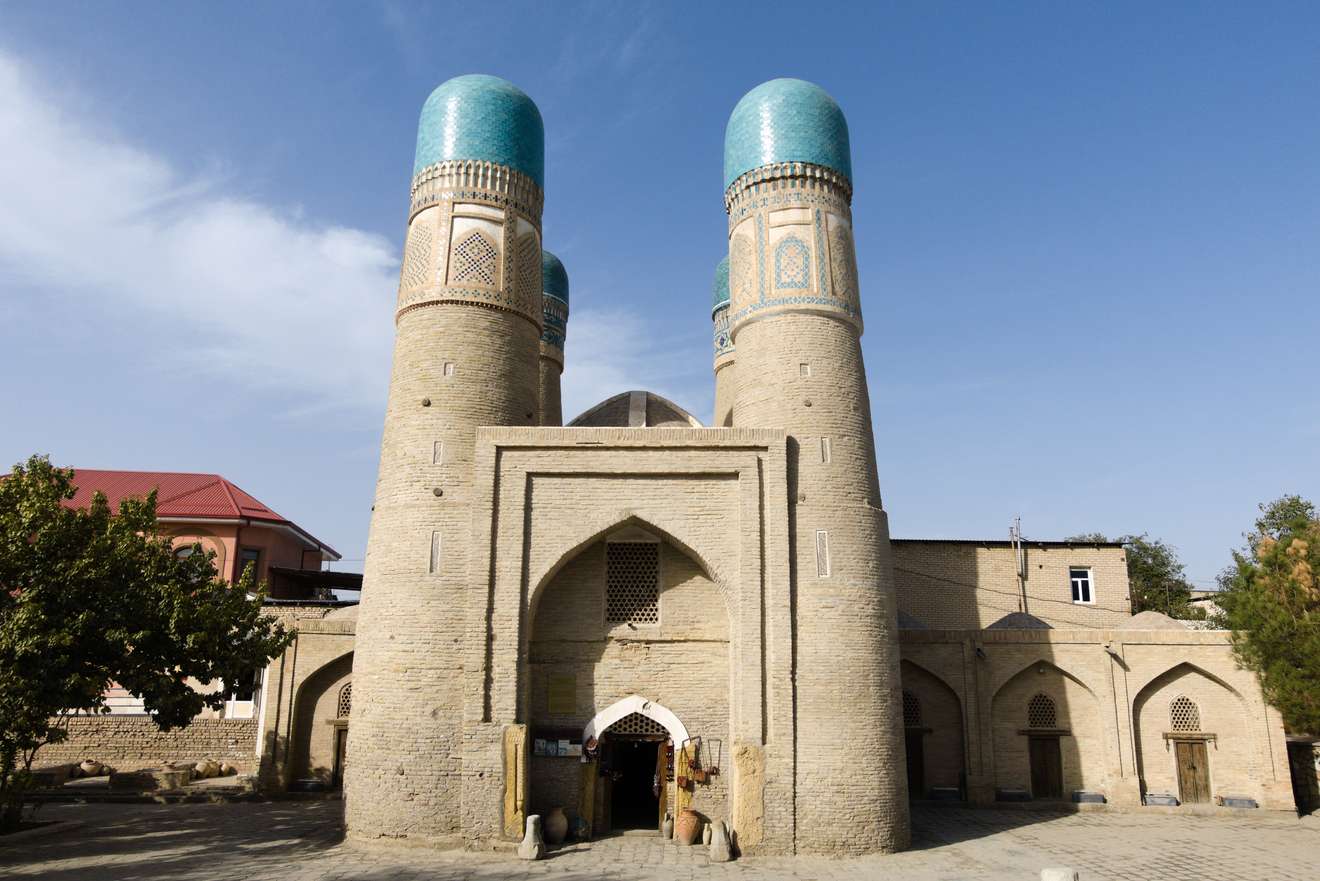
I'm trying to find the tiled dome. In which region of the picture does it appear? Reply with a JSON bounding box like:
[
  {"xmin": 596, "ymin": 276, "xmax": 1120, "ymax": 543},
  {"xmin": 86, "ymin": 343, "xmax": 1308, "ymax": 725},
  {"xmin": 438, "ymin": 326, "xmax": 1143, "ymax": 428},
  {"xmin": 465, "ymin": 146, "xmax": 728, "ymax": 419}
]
[
  {"xmin": 723, "ymin": 78, "xmax": 851, "ymax": 189},
  {"xmin": 712, "ymin": 256, "xmax": 730, "ymax": 315},
  {"xmin": 541, "ymin": 249, "xmax": 569, "ymax": 305},
  {"xmin": 413, "ymin": 74, "xmax": 545, "ymax": 187}
]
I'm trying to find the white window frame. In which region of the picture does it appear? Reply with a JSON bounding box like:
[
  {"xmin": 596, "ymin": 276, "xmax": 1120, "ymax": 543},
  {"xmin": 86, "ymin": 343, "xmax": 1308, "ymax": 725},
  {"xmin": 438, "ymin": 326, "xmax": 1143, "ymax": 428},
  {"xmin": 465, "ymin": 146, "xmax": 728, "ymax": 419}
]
[{"xmin": 1069, "ymin": 566, "xmax": 1094, "ymax": 604}]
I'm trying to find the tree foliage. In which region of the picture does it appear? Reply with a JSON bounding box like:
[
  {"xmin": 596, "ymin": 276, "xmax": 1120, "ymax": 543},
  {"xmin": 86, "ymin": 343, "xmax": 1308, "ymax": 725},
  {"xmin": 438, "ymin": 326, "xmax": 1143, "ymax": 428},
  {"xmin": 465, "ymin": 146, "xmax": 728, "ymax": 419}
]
[
  {"xmin": 1065, "ymin": 532, "xmax": 1203, "ymax": 619},
  {"xmin": 0, "ymin": 456, "xmax": 292, "ymax": 828},
  {"xmin": 1216, "ymin": 495, "xmax": 1320, "ymax": 735}
]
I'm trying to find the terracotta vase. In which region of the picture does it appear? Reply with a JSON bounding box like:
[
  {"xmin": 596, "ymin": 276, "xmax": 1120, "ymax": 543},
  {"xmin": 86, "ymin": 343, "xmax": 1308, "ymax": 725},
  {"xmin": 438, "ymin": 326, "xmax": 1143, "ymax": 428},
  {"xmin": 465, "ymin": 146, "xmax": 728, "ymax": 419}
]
[
  {"xmin": 674, "ymin": 808, "xmax": 701, "ymax": 846},
  {"xmin": 661, "ymin": 812, "xmax": 674, "ymax": 839},
  {"xmin": 544, "ymin": 806, "xmax": 568, "ymax": 845}
]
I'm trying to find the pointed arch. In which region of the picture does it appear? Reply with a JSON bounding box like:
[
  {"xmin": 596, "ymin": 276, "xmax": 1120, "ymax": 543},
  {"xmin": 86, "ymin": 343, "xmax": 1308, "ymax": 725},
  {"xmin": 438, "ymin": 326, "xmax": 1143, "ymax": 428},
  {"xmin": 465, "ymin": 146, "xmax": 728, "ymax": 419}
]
[
  {"xmin": 1131, "ymin": 661, "xmax": 1247, "ymax": 706},
  {"xmin": 990, "ymin": 658, "xmax": 1098, "ymax": 704},
  {"xmin": 527, "ymin": 512, "xmax": 732, "ymax": 623},
  {"xmin": 582, "ymin": 694, "xmax": 690, "ymax": 749}
]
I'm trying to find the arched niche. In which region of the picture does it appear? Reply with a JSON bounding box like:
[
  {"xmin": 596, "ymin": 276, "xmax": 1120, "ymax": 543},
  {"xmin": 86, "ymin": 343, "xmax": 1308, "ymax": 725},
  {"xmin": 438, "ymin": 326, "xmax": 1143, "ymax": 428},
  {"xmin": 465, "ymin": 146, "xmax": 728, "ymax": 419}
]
[
  {"xmin": 899, "ymin": 660, "xmax": 966, "ymax": 798},
  {"xmin": 290, "ymin": 651, "xmax": 353, "ymax": 788},
  {"xmin": 524, "ymin": 521, "xmax": 730, "ymax": 832},
  {"xmin": 990, "ymin": 660, "xmax": 1105, "ymax": 799},
  {"xmin": 1131, "ymin": 662, "xmax": 1254, "ymax": 803}
]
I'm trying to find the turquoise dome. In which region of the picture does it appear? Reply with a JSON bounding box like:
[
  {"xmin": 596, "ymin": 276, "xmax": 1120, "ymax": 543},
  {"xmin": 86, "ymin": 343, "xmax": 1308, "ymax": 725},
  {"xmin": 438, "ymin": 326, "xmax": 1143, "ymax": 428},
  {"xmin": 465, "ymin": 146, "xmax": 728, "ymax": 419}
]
[
  {"xmin": 712, "ymin": 256, "xmax": 730, "ymax": 315},
  {"xmin": 541, "ymin": 250, "xmax": 569, "ymax": 305},
  {"xmin": 413, "ymin": 75, "xmax": 544, "ymax": 187},
  {"xmin": 723, "ymin": 78, "xmax": 851, "ymax": 189}
]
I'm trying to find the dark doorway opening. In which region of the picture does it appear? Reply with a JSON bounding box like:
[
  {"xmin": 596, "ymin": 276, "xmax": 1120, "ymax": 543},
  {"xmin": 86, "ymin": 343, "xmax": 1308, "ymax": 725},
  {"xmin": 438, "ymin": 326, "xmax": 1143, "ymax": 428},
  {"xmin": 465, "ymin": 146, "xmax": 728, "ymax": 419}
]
[
  {"xmin": 905, "ymin": 730, "xmax": 925, "ymax": 799},
  {"xmin": 1029, "ymin": 736, "xmax": 1063, "ymax": 799},
  {"xmin": 608, "ymin": 737, "xmax": 660, "ymax": 830}
]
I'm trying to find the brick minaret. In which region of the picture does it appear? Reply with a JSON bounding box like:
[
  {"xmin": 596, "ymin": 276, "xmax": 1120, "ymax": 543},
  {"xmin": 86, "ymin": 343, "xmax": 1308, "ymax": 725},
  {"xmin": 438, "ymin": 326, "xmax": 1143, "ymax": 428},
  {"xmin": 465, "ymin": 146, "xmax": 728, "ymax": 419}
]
[
  {"xmin": 538, "ymin": 249, "xmax": 569, "ymax": 426},
  {"xmin": 346, "ymin": 74, "xmax": 545, "ymax": 844},
  {"xmin": 711, "ymin": 256, "xmax": 735, "ymax": 427},
  {"xmin": 723, "ymin": 78, "xmax": 909, "ymax": 854}
]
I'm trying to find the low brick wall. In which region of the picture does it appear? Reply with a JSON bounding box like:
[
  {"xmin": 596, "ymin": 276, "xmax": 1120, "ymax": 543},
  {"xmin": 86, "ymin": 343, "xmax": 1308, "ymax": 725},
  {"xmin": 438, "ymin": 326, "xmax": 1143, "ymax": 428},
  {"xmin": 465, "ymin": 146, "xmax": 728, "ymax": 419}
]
[{"xmin": 36, "ymin": 717, "xmax": 258, "ymax": 773}]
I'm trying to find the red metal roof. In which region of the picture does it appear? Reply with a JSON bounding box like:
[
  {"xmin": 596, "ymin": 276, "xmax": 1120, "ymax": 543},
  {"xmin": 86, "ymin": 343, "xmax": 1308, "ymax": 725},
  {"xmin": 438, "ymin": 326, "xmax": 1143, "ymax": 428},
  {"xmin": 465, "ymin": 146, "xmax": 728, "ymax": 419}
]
[{"xmin": 63, "ymin": 469, "xmax": 338, "ymax": 558}]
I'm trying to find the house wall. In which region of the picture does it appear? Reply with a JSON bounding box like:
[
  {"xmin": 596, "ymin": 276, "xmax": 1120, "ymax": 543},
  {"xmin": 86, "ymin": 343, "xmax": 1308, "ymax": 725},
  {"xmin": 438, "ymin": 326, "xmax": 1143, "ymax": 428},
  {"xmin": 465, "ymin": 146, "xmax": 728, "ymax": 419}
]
[
  {"xmin": 899, "ymin": 627, "xmax": 1295, "ymax": 811},
  {"xmin": 36, "ymin": 718, "xmax": 258, "ymax": 772},
  {"xmin": 893, "ymin": 542, "xmax": 1132, "ymax": 630}
]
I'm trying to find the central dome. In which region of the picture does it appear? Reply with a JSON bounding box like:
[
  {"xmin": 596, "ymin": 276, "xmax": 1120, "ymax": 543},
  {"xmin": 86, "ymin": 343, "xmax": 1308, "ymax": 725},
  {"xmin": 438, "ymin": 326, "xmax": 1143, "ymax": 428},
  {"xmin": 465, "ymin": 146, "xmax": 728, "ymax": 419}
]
[
  {"xmin": 413, "ymin": 74, "xmax": 544, "ymax": 187},
  {"xmin": 723, "ymin": 78, "xmax": 851, "ymax": 190}
]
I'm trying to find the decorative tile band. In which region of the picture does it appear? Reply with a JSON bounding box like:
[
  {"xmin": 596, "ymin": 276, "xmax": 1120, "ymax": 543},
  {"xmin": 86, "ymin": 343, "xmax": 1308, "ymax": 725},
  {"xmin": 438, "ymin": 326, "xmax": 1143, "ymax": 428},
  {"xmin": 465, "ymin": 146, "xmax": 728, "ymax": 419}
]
[
  {"xmin": 411, "ymin": 160, "xmax": 543, "ymax": 219},
  {"xmin": 724, "ymin": 161, "xmax": 851, "ymax": 214}
]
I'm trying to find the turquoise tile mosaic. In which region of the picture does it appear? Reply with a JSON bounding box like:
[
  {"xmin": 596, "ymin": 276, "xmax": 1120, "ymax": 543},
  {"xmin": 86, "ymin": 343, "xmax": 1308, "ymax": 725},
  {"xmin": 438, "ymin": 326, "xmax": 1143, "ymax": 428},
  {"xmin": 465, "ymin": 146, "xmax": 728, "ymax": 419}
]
[
  {"xmin": 541, "ymin": 249, "xmax": 569, "ymax": 305},
  {"xmin": 712, "ymin": 256, "xmax": 730, "ymax": 314},
  {"xmin": 413, "ymin": 74, "xmax": 545, "ymax": 187},
  {"xmin": 723, "ymin": 78, "xmax": 851, "ymax": 189}
]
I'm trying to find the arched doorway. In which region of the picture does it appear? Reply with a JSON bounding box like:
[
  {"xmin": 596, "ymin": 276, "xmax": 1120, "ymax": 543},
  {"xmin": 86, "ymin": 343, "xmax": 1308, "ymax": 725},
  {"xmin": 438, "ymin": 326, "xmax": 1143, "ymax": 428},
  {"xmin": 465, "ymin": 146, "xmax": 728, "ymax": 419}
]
[
  {"xmin": 289, "ymin": 652, "xmax": 352, "ymax": 789},
  {"xmin": 525, "ymin": 520, "xmax": 728, "ymax": 838},
  {"xmin": 899, "ymin": 660, "xmax": 966, "ymax": 800}
]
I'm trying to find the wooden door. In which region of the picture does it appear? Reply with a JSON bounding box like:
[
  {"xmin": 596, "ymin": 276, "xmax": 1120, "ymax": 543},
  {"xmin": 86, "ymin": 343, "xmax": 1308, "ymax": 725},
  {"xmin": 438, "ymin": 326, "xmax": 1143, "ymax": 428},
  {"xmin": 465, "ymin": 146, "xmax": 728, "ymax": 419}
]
[
  {"xmin": 655, "ymin": 739, "xmax": 668, "ymax": 831},
  {"xmin": 905, "ymin": 731, "xmax": 925, "ymax": 800},
  {"xmin": 1175, "ymin": 740, "xmax": 1211, "ymax": 804},
  {"xmin": 1029, "ymin": 736, "xmax": 1063, "ymax": 799}
]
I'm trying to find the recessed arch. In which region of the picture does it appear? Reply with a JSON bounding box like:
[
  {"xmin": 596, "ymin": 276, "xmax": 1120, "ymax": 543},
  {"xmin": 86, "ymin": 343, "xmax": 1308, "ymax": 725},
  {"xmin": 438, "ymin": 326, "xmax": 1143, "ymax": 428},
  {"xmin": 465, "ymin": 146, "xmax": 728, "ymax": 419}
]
[
  {"xmin": 582, "ymin": 694, "xmax": 690, "ymax": 750},
  {"xmin": 527, "ymin": 512, "xmax": 732, "ymax": 626},
  {"xmin": 1131, "ymin": 661, "xmax": 1247, "ymax": 706},
  {"xmin": 990, "ymin": 657, "xmax": 1098, "ymax": 704}
]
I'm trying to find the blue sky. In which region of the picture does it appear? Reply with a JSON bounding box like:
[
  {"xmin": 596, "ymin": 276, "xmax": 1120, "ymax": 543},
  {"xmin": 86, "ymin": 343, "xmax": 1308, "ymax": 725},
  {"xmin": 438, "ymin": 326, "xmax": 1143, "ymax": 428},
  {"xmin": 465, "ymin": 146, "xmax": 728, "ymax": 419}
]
[{"xmin": 2, "ymin": 2, "xmax": 1317, "ymax": 586}]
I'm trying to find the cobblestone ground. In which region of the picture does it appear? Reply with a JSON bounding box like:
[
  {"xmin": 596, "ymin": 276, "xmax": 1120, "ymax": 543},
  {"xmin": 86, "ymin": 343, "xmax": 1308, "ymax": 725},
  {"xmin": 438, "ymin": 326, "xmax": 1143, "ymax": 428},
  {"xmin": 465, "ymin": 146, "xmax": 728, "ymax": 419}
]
[{"xmin": 0, "ymin": 801, "xmax": 1316, "ymax": 881}]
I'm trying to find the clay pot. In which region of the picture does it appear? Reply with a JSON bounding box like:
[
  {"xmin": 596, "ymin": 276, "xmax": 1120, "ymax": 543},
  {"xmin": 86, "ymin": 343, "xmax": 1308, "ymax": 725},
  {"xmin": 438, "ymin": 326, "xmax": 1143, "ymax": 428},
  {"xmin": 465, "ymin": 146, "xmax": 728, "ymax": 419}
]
[
  {"xmin": 79, "ymin": 760, "xmax": 103, "ymax": 777},
  {"xmin": 661, "ymin": 812, "xmax": 673, "ymax": 839},
  {"xmin": 674, "ymin": 808, "xmax": 701, "ymax": 846},
  {"xmin": 218, "ymin": 762, "xmax": 236, "ymax": 776},
  {"xmin": 543, "ymin": 806, "xmax": 568, "ymax": 845}
]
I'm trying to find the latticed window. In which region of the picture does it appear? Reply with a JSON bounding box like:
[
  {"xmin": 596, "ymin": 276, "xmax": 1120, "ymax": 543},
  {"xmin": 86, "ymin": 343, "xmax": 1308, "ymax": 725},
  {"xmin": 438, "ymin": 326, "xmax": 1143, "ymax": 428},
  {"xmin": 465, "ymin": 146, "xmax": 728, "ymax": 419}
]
[
  {"xmin": 1027, "ymin": 693, "xmax": 1057, "ymax": 729},
  {"xmin": 337, "ymin": 682, "xmax": 352, "ymax": 719},
  {"xmin": 399, "ymin": 215, "xmax": 433, "ymax": 290},
  {"xmin": 605, "ymin": 542, "xmax": 659, "ymax": 624},
  {"xmin": 605, "ymin": 712, "xmax": 667, "ymax": 736},
  {"xmin": 902, "ymin": 691, "xmax": 923, "ymax": 729},
  {"xmin": 514, "ymin": 233, "xmax": 540, "ymax": 306},
  {"xmin": 1170, "ymin": 695, "xmax": 1201, "ymax": 732},
  {"xmin": 451, "ymin": 230, "xmax": 499, "ymax": 286}
]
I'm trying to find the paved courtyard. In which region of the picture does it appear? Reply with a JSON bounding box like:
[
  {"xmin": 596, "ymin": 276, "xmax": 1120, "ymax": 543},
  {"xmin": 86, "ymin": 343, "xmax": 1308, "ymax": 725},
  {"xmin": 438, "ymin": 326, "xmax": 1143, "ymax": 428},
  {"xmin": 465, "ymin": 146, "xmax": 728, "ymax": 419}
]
[{"xmin": 0, "ymin": 800, "xmax": 1316, "ymax": 881}]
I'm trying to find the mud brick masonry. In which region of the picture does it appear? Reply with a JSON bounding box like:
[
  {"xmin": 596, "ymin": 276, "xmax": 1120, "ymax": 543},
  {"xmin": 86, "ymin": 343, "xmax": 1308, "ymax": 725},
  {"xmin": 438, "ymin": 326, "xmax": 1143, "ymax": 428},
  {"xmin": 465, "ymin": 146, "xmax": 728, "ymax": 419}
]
[{"xmin": 43, "ymin": 75, "xmax": 1298, "ymax": 857}]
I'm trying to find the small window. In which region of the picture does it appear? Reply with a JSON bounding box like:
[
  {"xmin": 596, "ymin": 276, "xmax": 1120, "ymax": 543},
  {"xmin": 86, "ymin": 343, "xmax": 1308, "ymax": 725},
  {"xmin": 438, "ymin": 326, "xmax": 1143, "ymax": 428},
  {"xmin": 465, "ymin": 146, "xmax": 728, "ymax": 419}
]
[
  {"xmin": 432, "ymin": 441, "xmax": 444, "ymax": 465},
  {"xmin": 799, "ymin": 362, "xmax": 811, "ymax": 377},
  {"xmin": 238, "ymin": 547, "xmax": 261, "ymax": 579},
  {"xmin": 1069, "ymin": 567, "xmax": 1093, "ymax": 604},
  {"xmin": 902, "ymin": 691, "xmax": 923, "ymax": 728},
  {"xmin": 443, "ymin": 362, "xmax": 455, "ymax": 377},
  {"xmin": 815, "ymin": 530, "xmax": 831, "ymax": 578},
  {"xmin": 606, "ymin": 542, "xmax": 659, "ymax": 624},
  {"xmin": 337, "ymin": 682, "xmax": 353, "ymax": 719},
  {"xmin": 174, "ymin": 543, "xmax": 202, "ymax": 560},
  {"xmin": 820, "ymin": 437, "xmax": 832, "ymax": 464},
  {"xmin": 428, "ymin": 531, "xmax": 442, "ymax": 574},
  {"xmin": 1027, "ymin": 693, "xmax": 1057, "ymax": 729},
  {"xmin": 1170, "ymin": 695, "xmax": 1201, "ymax": 732}
]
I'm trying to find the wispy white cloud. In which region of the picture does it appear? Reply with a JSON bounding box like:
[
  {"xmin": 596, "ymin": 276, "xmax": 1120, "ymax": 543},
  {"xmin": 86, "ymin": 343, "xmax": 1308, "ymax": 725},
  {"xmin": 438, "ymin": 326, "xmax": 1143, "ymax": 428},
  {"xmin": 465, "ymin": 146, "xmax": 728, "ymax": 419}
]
[
  {"xmin": 560, "ymin": 307, "xmax": 710, "ymax": 425},
  {"xmin": 0, "ymin": 51, "xmax": 398, "ymax": 414}
]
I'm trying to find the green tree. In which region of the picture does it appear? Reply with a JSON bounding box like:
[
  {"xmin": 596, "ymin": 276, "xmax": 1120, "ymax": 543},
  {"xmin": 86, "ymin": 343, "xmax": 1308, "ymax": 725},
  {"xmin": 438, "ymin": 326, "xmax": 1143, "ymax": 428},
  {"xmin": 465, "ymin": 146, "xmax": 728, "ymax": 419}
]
[
  {"xmin": 1216, "ymin": 496, "xmax": 1320, "ymax": 735},
  {"xmin": 0, "ymin": 456, "xmax": 292, "ymax": 829},
  {"xmin": 1065, "ymin": 533, "xmax": 1204, "ymax": 619}
]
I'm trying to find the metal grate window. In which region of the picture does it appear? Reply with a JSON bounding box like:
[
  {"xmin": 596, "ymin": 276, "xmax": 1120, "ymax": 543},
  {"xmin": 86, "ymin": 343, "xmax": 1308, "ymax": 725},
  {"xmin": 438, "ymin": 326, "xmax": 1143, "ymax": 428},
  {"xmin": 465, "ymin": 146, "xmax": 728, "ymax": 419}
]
[
  {"xmin": 902, "ymin": 691, "xmax": 923, "ymax": 728},
  {"xmin": 815, "ymin": 530, "xmax": 831, "ymax": 577},
  {"xmin": 605, "ymin": 712, "xmax": 667, "ymax": 736},
  {"xmin": 1027, "ymin": 693, "xmax": 1057, "ymax": 729},
  {"xmin": 451, "ymin": 230, "xmax": 499, "ymax": 286},
  {"xmin": 337, "ymin": 682, "xmax": 352, "ymax": 719},
  {"xmin": 1170, "ymin": 695, "xmax": 1201, "ymax": 732},
  {"xmin": 606, "ymin": 542, "xmax": 659, "ymax": 624}
]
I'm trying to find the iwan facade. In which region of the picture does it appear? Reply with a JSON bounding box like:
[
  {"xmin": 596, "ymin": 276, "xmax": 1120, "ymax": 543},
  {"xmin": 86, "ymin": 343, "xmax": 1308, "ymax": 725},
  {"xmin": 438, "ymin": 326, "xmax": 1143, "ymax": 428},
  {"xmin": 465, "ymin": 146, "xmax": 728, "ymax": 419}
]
[{"xmin": 322, "ymin": 75, "xmax": 1297, "ymax": 856}]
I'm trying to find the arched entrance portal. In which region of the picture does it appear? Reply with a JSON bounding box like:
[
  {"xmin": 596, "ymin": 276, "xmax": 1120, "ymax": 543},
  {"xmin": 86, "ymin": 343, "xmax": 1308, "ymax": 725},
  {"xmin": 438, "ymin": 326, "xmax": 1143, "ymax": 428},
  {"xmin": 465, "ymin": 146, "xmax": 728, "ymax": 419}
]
[{"xmin": 583, "ymin": 696, "xmax": 691, "ymax": 835}]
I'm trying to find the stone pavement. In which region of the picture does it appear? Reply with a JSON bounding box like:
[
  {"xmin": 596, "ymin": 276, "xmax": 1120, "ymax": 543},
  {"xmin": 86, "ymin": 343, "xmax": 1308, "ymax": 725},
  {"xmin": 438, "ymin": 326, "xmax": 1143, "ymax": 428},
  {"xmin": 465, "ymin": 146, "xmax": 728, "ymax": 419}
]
[{"xmin": 0, "ymin": 800, "xmax": 1316, "ymax": 880}]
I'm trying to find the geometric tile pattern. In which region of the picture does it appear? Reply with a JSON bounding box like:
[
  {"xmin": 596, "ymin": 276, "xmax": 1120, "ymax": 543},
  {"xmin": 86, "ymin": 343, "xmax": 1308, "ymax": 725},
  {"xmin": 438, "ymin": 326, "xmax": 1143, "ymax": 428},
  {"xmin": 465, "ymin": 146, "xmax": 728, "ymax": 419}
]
[
  {"xmin": 451, "ymin": 231, "xmax": 499, "ymax": 287},
  {"xmin": 605, "ymin": 542, "xmax": 659, "ymax": 625}
]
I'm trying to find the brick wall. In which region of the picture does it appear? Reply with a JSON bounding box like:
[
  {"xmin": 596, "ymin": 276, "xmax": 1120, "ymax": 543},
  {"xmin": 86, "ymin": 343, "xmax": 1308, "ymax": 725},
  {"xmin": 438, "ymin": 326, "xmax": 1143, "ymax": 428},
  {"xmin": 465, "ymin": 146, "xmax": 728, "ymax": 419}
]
[
  {"xmin": 893, "ymin": 541, "xmax": 1133, "ymax": 630},
  {"xmin": 38, "ymin": 717, "xmax": 258, "ymax": 772}
]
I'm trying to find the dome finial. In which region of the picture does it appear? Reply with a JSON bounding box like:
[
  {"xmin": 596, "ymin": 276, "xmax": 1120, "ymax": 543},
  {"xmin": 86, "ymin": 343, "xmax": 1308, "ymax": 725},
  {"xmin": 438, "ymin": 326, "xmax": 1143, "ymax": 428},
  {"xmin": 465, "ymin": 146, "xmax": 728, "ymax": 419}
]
[
  {"xmin": 723, "ymin": 78, "xmax": 851, "ymax": 190},
  {"xmin": 413, "ymin": 74, "xmax": 545, "ymax": 187}
]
